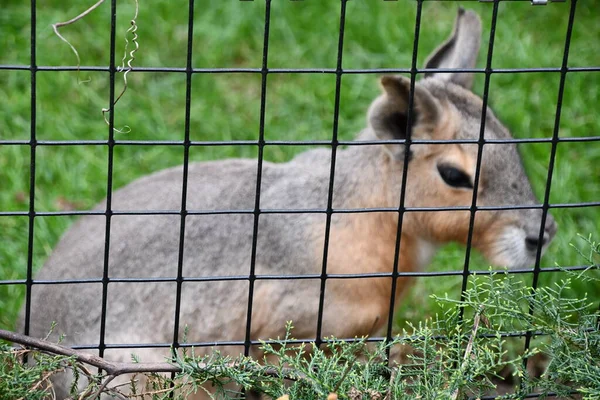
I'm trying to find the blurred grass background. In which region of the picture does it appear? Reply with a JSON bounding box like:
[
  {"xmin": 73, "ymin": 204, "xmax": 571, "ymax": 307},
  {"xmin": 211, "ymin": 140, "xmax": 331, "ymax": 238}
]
[{"xmin": 0, "ymin": 0, "xmax": 598, "ymax": 332}]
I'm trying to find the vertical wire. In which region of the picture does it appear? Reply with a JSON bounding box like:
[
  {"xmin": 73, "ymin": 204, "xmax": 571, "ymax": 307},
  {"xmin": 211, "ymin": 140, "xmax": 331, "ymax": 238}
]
[
  {"xmin": 384, "ymin": 0, "xmax": 424, "ymax": 347},
  {"xmin": 314, "ymin": 0, "xmax": 348, "ymax": 348},
  {"xmin": 458, "ymin": 0, "xmax": 500, "ymax": 315},
  {"xmin": 450, "ymin": 2, "xmax": 498, "ymax": 381},
  {"xmin": 243, "ymin": 0, "xmax": 272, "ymax": 357},
  {"xmin": 98, "ymin": 0, "xmax": 118, "ymax": 360},
  {"xmin": 170, "ymin": 0, "xmax": 196, "ymax": 379},
  {"xmin": 522, "ymin": 0, "xmax": 578, "ymax": 369},
  {"xmin": 23, "ymin": 0, "xmax": 37, "ymax": 337}
]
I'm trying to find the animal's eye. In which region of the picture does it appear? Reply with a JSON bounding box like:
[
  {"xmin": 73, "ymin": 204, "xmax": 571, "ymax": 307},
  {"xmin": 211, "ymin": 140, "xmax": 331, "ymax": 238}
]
[{"xmin": 437, "ymin": 164, "xmax": 473, "ymax": 189}]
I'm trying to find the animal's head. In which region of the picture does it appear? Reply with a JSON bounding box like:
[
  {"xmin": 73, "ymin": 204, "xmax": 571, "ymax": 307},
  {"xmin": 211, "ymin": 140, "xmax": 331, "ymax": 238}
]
[{"xmin": 366, "ymin": 8, "xmax": 557, "ymax": 268}]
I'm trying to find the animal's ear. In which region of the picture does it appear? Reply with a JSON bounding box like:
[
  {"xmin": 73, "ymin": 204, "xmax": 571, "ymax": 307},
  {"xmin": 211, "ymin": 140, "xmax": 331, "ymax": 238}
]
[
  {"xmin": 424, "ymin": 8, "xmax": 482, "ymax": 90},
  {"xmin": 367, "ymin": 75, "xmax": 442, "ymax": 158}
]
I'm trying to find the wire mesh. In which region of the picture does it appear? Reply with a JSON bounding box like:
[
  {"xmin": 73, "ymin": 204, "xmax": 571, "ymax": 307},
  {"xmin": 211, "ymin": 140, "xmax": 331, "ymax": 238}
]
[{"xmin": 0, "ymin": 0, "xmax": 598, "ymax": 398}]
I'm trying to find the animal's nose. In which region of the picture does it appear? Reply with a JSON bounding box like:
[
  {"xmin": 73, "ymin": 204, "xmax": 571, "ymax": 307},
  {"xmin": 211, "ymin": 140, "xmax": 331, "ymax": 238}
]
[
  {"xmin": 525, "ymin": 215, "xmax": 557, "ymax": 252},
  {"xmin": 525, "ymin": 235, "xmax": 547, "ymax": 252}
]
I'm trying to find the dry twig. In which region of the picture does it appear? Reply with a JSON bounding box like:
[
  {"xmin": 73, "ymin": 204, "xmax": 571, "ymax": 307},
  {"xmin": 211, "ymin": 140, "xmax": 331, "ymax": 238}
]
[
  {"xmin": 52, "ymin": 0, "xmax": 140, "ymax": 133},
  {"xmin": 0, "ymin": 329, "xmax": 178, "ymax": 376},
  {"xmin": 101, "ymin": 0, "xmax": 140, "ymax": 133},
  {"xmin": 450, "ymin": 305, "xmax": 484, "ymax": 400},
  {"xmin": 52, "ymin": 0, "xmax": 106, "ymax": 84},
  {"xmin": 0, "ymin": 329, "xmax": 305, "ymax": 397}
]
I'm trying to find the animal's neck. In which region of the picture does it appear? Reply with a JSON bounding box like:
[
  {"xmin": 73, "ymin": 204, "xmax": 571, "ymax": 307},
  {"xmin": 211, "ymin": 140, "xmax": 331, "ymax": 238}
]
[
  {"xmin": 327, "ymin": 213, "xmax": 438, "ymax": 276},
  {"xmin": 329, "ymin": 144, "xmax": 439, "ymax": 275}
]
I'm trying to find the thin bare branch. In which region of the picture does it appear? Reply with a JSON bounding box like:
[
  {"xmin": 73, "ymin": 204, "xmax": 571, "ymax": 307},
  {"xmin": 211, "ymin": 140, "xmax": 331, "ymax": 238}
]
[
  {"xmin": 0, "ymin": 329, "xmax": 179, "ymax": 376},
  {"xmin": 0, "ymin": 329, "xmax": 302, "ymax": 381},
  {"xmin": 383, "ymin": 369, "xmax": 397, "ymax": 400},
  {"xmin": 52, "ymin": 0, "xmax": 139, "ymax": 133},
  {"xmin": 450, "ymin": 305, "xmax": 484, "ymax": 400},
  {"xmin": 52, "ymin": 0, "xmax": 106, "ymax": 83},
  {"xmin": 102, "ymin": 0, "xmax": 140, "ymax": 133},
  {"xmin": 52, "ymin": 0, "xmax": 106, "ymax": 30},
  {"xmin": 89, "ymin": 374, "xmax": 116, "ymax": 400}
]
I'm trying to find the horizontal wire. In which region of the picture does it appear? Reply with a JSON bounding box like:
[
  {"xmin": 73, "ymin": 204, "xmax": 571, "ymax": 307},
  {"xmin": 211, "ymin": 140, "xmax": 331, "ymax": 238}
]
[
  {"xmin": 2, "ymin": 135, "xmax": 600, "ymax": 146},
  {"xmin": 1, "ymin": 65, "xmax": 599, "ymax": 74},
  {"xmin": 41, "ymin": 326, "xmax": 575, "ymax": 353},
  {"xmin": 2, "ymin": 200, "xmax": 599, "ymax": 218},
  {"xmin": 1, "ymin": 263, "xmax": 595, "ymax": 286}
]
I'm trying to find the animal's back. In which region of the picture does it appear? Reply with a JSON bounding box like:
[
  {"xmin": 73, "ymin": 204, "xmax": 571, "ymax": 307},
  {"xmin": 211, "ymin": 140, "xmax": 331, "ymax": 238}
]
[{"xmin": 27, "ymin": 153, "xmax": 331, "ymax": 350}]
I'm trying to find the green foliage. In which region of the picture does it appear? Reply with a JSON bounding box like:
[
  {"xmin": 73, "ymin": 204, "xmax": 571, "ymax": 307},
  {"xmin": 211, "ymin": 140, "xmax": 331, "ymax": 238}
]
[
  {"xmin": 125, "ymin": 263, "xmax": 600, "ymax": 399},
  {"xmin": 0, "ymin": 343, "xmax": 73, "ymax": 400},
  {"xmin": 0, "ymin": 0, "xmax": 599, "ymax": 332},
  {"xmin": 3, "ymin": 252, "xmax": 598, "ymax": 398},
  {"xmin": 2, "ymin": 237, "xmax": 594, "ymax": 398}
]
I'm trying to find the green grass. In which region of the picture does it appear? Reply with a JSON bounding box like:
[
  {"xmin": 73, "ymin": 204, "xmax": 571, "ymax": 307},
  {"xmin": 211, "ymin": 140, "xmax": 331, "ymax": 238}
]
[{"xmin": 1, "ymin": 1, "xmax": 598, "ymax": 332}]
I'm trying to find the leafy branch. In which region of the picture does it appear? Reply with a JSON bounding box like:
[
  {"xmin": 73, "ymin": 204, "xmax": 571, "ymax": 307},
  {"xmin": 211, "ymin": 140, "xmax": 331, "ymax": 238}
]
[{"xmin": 2, "ymin": 237, "xmax": 599, "ymax": 399}]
